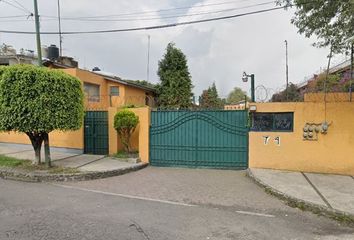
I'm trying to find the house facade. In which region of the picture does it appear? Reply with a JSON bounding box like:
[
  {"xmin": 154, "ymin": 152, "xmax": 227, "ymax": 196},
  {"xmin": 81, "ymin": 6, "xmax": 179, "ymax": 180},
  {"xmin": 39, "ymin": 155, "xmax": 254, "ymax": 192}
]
[{"xmin": 0, "ymin": 57, "xmax": 156, "ymax": 156}]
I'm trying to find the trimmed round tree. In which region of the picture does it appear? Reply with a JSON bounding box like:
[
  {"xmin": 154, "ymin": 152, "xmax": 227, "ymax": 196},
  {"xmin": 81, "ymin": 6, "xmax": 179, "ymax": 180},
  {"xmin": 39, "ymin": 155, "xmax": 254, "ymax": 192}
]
[
  {"xmin": 113, "ymin": 110, "xmax": 139, "ymax": 153},
  {"xmin": 0, "ymin": 65, "xmax": 84, "ymax": 166}
]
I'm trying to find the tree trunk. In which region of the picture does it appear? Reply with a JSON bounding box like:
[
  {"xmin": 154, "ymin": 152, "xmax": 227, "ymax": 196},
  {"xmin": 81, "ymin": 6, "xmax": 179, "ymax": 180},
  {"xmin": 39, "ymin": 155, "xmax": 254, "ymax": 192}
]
[
  {"xmin": 26, "ymin": 132, "xmax": 44, "ymax": 165},
  {"xmin": 43, "ymin": 132, "xmax": 51, "ymax": 167}
]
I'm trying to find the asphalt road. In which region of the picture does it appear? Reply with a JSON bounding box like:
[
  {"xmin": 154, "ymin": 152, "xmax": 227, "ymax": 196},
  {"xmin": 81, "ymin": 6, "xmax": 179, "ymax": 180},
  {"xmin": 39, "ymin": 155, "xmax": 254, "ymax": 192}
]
[{"xmin": 0, "ymin": 168, "xmax": 353, "ymax": 240}]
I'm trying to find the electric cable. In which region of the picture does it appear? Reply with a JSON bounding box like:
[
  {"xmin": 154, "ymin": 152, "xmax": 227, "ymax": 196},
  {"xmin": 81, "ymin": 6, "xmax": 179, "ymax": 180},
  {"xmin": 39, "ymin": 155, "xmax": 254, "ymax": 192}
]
[{"xmin": 0, "ymin": 6, "xmax": 285, "ymax": 35}]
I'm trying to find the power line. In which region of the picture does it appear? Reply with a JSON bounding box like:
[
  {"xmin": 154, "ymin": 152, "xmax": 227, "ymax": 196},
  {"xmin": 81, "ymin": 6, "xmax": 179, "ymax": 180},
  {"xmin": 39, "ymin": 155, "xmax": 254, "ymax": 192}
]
[
  {"xmin": 0, "ymin": 14, "xmax": 28, "ymax": 19},
  {"xmin": 41, "ymin": 0, "xmax": 256, "ymax": 19},
  {"xmin": 10, "ymin": 0, "xmax": 32, "ymax": 14},
  {"xmin": 0, "ymin": 0, "xmax": 32, "ymax": 14},
  {"xmin": 0, "ymin": 6, "xmax": 286, "ymax": 35},
  {"xmin": 39, "ymin": 1, "xmax": 274, "ymax": 22}
]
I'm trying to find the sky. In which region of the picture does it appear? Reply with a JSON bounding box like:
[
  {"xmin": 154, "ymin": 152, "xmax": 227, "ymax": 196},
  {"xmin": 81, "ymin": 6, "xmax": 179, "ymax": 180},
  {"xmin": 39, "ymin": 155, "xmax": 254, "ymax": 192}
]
[{"xmin": 0, "ymin": 0, "xmax": 349, "ymax": 101}]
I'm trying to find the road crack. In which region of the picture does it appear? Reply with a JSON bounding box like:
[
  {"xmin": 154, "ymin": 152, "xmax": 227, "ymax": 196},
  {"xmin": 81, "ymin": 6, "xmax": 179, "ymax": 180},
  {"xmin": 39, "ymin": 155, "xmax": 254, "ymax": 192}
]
[{"xmin": 129, "ymin": 220, "xmax": 150, "ymax": 240}]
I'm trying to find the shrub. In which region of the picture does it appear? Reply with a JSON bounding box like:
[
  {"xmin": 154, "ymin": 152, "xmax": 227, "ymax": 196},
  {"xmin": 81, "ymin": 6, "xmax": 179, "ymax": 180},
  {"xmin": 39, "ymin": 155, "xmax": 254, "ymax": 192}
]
[
  {"xmin": 0, "ymin": 65, "xmax": 84, "ymax": 166},
  {"xmin": 113, "ymin": 110, "xmax": 139, "ymax": 153}
]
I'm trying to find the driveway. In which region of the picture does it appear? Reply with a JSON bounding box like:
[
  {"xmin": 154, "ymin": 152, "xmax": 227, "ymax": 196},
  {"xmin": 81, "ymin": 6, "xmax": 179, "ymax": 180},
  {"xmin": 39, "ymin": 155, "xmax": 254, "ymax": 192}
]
[{"xmin": 62, "ymin": 167, "xmax": 292, "ymax": 211}]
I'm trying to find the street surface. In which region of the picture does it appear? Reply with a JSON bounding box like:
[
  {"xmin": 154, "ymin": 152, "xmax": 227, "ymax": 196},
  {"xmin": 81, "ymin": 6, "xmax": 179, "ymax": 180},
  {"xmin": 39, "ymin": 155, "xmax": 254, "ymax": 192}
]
[{"xmin": 0, "ymin": 167, "xmax": 353, "ymax": 239}]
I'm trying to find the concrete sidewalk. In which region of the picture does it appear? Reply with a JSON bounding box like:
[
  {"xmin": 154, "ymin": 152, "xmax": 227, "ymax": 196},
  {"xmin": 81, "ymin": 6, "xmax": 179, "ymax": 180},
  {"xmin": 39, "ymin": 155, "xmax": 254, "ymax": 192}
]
[
  {"xmin": 248, "ymin": 168, "xmax": 354, "ymax": 218},
  {"xmin": 0, "ymin": 142, "xmax": 145, "ymax": 175}
]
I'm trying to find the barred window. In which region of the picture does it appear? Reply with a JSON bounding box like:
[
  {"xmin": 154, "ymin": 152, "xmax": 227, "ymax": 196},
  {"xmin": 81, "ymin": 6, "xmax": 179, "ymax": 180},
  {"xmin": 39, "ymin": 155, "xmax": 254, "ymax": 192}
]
[
  {"xmin": 110, "ymin": 86, "xmax": 119, "ymax": 96},
  {"xmin": 84, "ymin": 82, "xmax": 100, "ymax": 102},
  {"xmin": 251, "ymin": 112, "xmax": 293, "ymax": 132}
]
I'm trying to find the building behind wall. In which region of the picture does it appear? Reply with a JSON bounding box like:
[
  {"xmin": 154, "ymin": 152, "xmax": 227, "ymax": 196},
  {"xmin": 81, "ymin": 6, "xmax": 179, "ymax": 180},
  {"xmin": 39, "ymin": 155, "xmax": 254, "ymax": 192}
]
[{"xmin": 0, "ymin": 44, "xmax": 156, "ymax": 156}]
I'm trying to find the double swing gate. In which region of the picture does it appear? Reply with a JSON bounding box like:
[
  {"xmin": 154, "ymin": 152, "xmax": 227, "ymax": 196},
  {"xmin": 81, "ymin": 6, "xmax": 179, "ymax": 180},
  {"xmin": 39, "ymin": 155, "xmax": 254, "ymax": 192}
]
[{"xmin": 150, "ymin": 110, "xmax": 248, "ymax": 169}]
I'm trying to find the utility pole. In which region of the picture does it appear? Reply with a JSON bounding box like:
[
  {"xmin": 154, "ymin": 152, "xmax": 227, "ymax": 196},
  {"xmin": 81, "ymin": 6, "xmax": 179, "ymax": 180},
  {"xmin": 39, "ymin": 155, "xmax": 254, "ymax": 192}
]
[
  {"xmin": 33, "ymin": 0, "xmax": 42, "ymax": 66},
  {"xmin": 285, "ymin": 40, "xmax": 289, "ymax": 100},
  {"xmin": 147, "ymin": 35, "xmax": 150, "ymax": 81},
  {"xmin": 57, "ymin": 0, "xmax": 63, "ymax": 57}
]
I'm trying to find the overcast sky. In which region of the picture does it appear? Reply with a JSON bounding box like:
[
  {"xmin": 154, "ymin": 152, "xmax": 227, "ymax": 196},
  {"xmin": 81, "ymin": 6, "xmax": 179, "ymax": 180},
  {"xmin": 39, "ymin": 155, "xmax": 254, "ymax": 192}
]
[{"xmin": 0, "ymin": 0, "xmax": 349, "ymax": 101}]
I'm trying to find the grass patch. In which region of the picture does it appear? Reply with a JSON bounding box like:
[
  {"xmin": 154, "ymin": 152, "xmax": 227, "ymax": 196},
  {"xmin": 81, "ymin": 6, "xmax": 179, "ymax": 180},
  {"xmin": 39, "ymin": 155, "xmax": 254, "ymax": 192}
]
[
  {"xmin": 112, "ymin": 151, "xmax": 138, "ymax": 159},
  {"xmin": 0, "ymin": 154, "xmax": 80, "ymax": 174},
  {"xmin": 0, "ymin": 155, "xmax": 24, "ymax": 167}
]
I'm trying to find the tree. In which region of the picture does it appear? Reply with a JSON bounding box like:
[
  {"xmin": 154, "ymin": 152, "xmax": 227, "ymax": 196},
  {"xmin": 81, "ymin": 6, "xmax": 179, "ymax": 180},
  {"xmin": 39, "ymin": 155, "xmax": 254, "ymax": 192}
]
[
  {"xmin": 306, "ymin": 73, "xmax": 350, "ymax": 93},
  {"xmin": 199, "ymin": 83, "xmax": 223, "ymax": 109},
  {"xmin": 271, "ymin": 83, "xmax": 302, "ymax": 102},
  {"xmin": 0, "ymin": 65, "xmax": 84, "ymax": 166},
  {"xmin": 226, "ymin": 87, "xmax": 249, "ymax": 104},
  {"xmin": 114, "ymin": 110, "xmax": 139, "ymax": 153},
  {"xmin": 277, "ymin": 0, "xmax": 354, "ymax": 54},
  {"xmin": 157, "ymin": 42, "xmax": 193, "ymax": 108}
]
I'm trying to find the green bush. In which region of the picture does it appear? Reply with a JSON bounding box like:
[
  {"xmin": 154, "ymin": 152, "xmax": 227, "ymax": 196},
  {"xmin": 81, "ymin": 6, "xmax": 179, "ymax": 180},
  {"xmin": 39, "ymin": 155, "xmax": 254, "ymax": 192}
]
[
  {"xmin": 113, "ymin": 110, "xmax": 139, "ymax": 153},
  {"xmin": 0, "ymin": 65, "xmax": 84, "ymax": 165}
]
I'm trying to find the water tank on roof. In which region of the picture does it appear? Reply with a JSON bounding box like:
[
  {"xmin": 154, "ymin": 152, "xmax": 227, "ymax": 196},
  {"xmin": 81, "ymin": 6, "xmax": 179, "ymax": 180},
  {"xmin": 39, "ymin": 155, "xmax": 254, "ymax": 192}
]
[{"xmin": 48, "ymin": 44, "xmax": 59, "ymax": 61}]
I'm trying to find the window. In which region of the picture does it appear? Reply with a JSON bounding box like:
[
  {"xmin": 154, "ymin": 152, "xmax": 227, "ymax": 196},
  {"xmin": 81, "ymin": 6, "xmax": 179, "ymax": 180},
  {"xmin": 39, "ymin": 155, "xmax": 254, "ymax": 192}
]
[
  {"xmin": 251, "ymin": 112, "xmax": 294, "ymax": 132},
  {"xmin": 110, "ymin": 86, "xmax": 119, "ymax": 96},
  {"xmin": 84, "ymin": 82, "xmax": 100, "ymax": 102}
]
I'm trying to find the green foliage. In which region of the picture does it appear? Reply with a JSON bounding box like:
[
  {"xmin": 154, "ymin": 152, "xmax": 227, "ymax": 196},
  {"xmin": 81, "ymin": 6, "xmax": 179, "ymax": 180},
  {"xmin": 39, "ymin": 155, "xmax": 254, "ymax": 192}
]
[
  {"xmin": 314, "ymin": 73, "xmax": 345, "ymax": 92},
  {"xmin": 271, "ymin": 83, "xmax": 303, "ymax": 102},
  {"xmin": 0, "ymin": 65, "xmax": 84, "ymax": 165},
  {"xmin": 112, "ymin": 150, "xmax": 139, "ymax": 159},
  {"xmin": 226, "ymin": 87, "xmax": 249, "ymax": 104},
  {"xmin": 277, "ymin": 0, "xmax": 354, "ymax": 54},
  {"xmin": 114, "ymin": 110, "xmax": 139, "ymax": 153},
  {"xmin": 199, "ymin": 83, "xmax": 224, "ymax": 109},
  {"xmin": 0, "ymin": 65, "xmax": 84, "ymax": 133},
  {"xmin": 157, "ymin": 42, "xmax": 194, "ymax": 109},
  {"xmin": 0, "ymin": 154, "xmax": 80, "ymax": 173},
  {"xmin": 0, "ymin": 155, "xmax": 24, "ymax": 167}
]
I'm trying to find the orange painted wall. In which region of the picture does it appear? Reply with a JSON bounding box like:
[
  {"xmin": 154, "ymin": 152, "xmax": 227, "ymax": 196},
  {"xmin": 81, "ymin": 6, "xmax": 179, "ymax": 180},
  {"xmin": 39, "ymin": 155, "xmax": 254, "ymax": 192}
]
[
  {"xmin": 124, "ymin": 86, "xmax": 148, "ymax": 107},
  {"xmin": 304, "ymin": 92, "xmax": 351, "ymax": 102},
  {"xmin": 108, "ymin": 107, "xmax": 150, "ymax": 163},
  {"xmin": 249, "ymin": 101, "xmax": 354, "ymax": 176},
  {"xmin": 0, "ymin": 129, "xmax": 83, "ymax": 150},
  {"xmin": 0, "ymin": 68, "xmax": 153, "ymax": 153}
]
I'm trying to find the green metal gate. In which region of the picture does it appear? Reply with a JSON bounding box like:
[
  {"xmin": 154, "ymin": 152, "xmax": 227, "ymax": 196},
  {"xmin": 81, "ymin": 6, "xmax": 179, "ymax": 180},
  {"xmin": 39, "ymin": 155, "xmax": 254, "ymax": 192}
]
[
  {"xmin": 84, "ymin": 111, "xmax": 109, "ymax": 155},
  {"xmin": 150, "ymin": 110, "xmax": 248, "ymax": 169}
]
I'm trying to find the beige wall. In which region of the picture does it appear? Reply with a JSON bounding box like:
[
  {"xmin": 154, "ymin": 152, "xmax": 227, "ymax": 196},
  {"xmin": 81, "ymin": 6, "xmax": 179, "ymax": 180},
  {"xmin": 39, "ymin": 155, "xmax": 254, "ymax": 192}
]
[
  {"xmin": 108, "ymin": 107, "xmax": 150, "ymax": 163},
  {"xmin": 124, "ymin": 85, "xmax": 148, "ymax": 107},
  {"xmin": 249, "ymin": 101, "xmax": 354, "ymax": 175},
  {"xmin": 0, "ymin": 128, "xmax": 83, "ymax": 150}
]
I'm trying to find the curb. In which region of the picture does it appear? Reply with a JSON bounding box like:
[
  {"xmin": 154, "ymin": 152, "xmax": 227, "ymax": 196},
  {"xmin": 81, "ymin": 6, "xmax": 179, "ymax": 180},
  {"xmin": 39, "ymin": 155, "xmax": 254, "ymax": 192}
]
[
  {"xmin": 0, "ymin": 163, "xmax": 148, "ymax": 182},
  {"xmin": 246, "ymin": 169, "xmax": 354, "ymax": 226}
]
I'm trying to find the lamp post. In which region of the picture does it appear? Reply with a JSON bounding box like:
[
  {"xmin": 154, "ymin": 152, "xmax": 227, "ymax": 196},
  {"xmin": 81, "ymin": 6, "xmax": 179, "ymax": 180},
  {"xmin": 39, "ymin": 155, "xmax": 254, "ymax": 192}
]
[{"xmin": 242, "ymin": 72, "xmax": 255, "ymax": 102}]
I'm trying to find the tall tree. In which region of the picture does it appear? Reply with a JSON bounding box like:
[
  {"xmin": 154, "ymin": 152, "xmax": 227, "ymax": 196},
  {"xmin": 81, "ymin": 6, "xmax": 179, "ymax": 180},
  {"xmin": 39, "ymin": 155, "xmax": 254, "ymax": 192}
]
[
  {"xmin": 0, "ymin": 65, "xmax": 84, "ymax": 166},
  {"xmin": 277, "ymin": 0, "xmax": 354, "ymax": 54},
  {"xmin": 200, "ymin": 83, "xmax": 223, "ymax": 109},
  {"xmin": 226, "ymin": 87, "xmax": 249, "ymax": 104},
  {"xmin": 157, "ymin": 43, "xmax": 193, "ymax": 109}
]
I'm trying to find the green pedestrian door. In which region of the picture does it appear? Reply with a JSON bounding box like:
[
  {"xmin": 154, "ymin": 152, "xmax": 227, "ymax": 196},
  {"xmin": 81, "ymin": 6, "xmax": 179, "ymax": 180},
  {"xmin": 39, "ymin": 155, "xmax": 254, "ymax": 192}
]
[
  {"xmin": 84, "ymin": 111, "xmax": 109, "ymax": 155},
  {"xmin": 150, "ymin": 110, "xmax": 248, "ymax": 169}
]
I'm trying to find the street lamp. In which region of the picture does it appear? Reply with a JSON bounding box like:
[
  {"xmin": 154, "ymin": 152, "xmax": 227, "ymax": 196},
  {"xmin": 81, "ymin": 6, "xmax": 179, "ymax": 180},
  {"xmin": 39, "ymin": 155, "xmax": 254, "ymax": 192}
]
[{"xmin": 242, "ymin": 72, "xmax": 255, "ymax": 102}]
